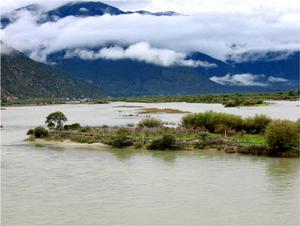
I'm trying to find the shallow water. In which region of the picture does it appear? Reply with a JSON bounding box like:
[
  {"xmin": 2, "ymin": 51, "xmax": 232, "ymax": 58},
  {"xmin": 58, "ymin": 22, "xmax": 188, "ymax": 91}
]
[{"xmin": 1, "ymin": 101, "xmax": 299, "ymax": 225}]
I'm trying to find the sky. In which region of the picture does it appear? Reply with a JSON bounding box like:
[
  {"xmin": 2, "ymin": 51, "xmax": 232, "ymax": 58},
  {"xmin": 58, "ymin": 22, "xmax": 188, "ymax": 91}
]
[
  {"xmin": 2, "ymin": 0, "xmax": 300, "ymax": 14},
  {"xmin": 1, "ymin": 0, "xmax": 300, "ymax": 63}
]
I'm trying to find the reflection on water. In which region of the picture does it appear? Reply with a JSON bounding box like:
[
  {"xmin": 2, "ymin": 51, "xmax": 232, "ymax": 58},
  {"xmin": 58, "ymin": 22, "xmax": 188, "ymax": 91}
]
[{"xmin": 1, "ymin": 102, "xmax": 299, "ymax": 225}]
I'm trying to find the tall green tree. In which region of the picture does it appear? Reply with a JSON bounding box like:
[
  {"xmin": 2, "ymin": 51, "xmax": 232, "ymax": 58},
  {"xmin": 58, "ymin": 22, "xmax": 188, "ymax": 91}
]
[{"xmin": 45, "ymin": 111, "xmax": 67, "ymax": 130}]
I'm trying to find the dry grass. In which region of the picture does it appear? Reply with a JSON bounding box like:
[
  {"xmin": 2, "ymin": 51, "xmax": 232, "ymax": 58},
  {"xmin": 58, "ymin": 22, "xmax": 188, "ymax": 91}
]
[
  {"xmin": 114, "ymin": 105, "xmax": 144, "ymax": 108},
  {"xmin": 138, "ymin": 108, "xmax": 190, "ymax": 114}
]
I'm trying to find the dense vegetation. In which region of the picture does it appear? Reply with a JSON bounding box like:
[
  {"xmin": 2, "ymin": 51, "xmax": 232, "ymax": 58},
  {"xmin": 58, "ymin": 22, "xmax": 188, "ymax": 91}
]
[
  {"xmin": 114, "ymin": 90, "xmax": 299, "ymax": 107},
  {"xmin": 27, "ymin": 111, "xmax": 299, "ymax": 157},
  {"xmin": 265, "ymin": 120, "xmax": 299, "ymax": 156},
  {"xmin": 1, "ymin": 43, "xmax": 104, "ymax": 101},
  {"xmin": 181, "ymin": 112, "xmax": 272, "ymax": 134}
]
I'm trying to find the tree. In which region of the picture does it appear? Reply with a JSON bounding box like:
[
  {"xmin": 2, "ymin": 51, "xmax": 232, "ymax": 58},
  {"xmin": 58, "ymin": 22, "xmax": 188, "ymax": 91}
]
[
  {"xmin": 45, "ymin": 111, "xmax": 67, "ymax": 130},
  {"xmin": 265, "ymin": 120, "xmax": 299, "ymax": 155}
]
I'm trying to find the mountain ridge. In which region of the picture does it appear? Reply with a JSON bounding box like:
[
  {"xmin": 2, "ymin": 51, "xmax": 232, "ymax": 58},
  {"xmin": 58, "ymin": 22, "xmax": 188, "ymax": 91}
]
[
  {"xmin": 1, "ymin": 1, "xmax": 180, "ymax": 28},
  {"xmin": 1, "ymin": 43, "xmax": 104, "ymax": 100}
]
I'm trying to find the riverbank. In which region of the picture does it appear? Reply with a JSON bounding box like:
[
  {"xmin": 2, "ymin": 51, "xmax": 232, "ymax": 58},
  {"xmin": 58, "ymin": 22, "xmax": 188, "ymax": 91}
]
[{"xmin": 3, "ymin": 90, "xmax": 299, "ymax": 107}]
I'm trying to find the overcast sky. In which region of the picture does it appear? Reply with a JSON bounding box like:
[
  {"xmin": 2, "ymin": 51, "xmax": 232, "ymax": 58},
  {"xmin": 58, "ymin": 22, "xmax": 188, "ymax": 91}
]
[
  {"xmin": 1, "ymin": 0, "xmax": 300, "ymax": 14},
  {"xmin": 1, "ymin": 0, "xmax": 299, "ymax": 63}
]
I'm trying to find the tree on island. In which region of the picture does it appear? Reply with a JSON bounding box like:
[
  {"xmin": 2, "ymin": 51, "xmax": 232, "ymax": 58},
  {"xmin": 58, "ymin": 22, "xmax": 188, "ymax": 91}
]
[{"xmin": 45, "ymin": 111, "xmax": 67, "ymax": 130}]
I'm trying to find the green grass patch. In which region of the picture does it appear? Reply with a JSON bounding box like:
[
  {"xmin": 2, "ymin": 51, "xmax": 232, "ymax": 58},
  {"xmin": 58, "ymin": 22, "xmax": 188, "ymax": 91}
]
[{"xmin": 230, "ymin": 134, "xmax": 266, "ymax": 145}]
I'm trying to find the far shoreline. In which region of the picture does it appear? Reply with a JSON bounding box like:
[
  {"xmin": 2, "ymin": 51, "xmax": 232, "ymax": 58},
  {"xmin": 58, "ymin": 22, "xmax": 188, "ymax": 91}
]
[{"xmin": 2, "ymin": 90, "xmax": 299, "ymax": 107}]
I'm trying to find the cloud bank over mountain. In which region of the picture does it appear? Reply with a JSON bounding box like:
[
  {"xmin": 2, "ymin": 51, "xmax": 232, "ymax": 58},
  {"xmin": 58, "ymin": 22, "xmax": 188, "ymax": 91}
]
[
  {"xmin": 64, "ymin": 42, "xmax": 217, "ymax": 67},
  {"xmin": 1, "ymin": 0, "xmax": 299, "ymax": 63},
  {"xmin": 210, "ymin": 74, "xmax": 290, "ymax": 86}
]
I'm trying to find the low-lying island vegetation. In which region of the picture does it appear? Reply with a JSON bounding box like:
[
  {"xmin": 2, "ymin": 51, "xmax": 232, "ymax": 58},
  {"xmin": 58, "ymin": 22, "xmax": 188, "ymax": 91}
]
[
  {"xmin": 114, "ymin": 90, "xmax": 300, "ymax": 107},
  {"xmin": 27, "ymin": 111, "xmax": 299, "ymax": 157}
]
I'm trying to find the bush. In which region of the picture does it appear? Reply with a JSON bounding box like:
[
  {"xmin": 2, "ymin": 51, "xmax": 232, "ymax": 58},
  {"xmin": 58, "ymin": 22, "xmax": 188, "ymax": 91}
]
[
  {"xmin": 198, "ymin": 131, "xmax": 209, "ymax": 141},
  {"xmin": 28, "ymin": 126, "xmax": 48, "ymax": 138},
  {"xmin": 110, "ymin": 128, "xmax": 134, "ymax": 148},
  {"xmin": 138, "ymin": 118, "xmax": 163, "ymax": 128},
  {"xmin": 193, "ymin": 141, "xmax": 206, "ymax": 149},
  {"xmin": 296, "ymin": 119, "xmax": 300, "ymax": 131},
  {"xmin": 26, "ymin": 129, "xmax": 34, "ymax": 135},
  {"xmin": 181, "ymin": 111, "xmax": 243, "ymax": 133},
  {"xmin": 64, "ymin": 123, "xmax": 81, "ymax": 130},
  {"xmin": 244, "ymin": 115, "xmax": 272, "ymax": 134},
  {"xmin": 181, "ymin": 111, "xmax": 272, "ymax": 135},
  {"xmin": 265, "ymin": 120, "xmax": 299, "ymax": 156},
  {"xmin": 80, "ymin": 126, "xmax": 91, "ymax": 133},
  {"xmin": 147, "ymin": 134, "xmax": 178, "ymax": 150}
]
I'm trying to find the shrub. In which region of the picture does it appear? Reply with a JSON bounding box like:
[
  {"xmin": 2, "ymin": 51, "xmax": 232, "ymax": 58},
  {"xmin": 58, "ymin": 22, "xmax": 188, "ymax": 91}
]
[
  {"xmin": 198, "ymin": 131, "xmax": 209, "ymax": 141},
  {"xmin": 147, "ymin": 134, "xmax": 178, "ymax": 150},
  {"xmin": 64, "ymin": 123, "xmax": 81, "ymax": 130},
  {"xmin": 110, "ymin": 128, "xmax": 134, "ymax": 148},
  {"xmin": 28, "ymin": 126, "xmax": 48, "ymax": 138},
  {"xmin": 181, "ymin": 111, "xmax": 243, "ymax": 133},
  {"xmin": 193, "ymin": 141, "xmax": 206, "ymax": 149},
  {"xmin": 223, "ymin": 100, "xmax": 238, "ymax": 107},
  {"xmin": 244, "ymin": 115, "xmax": 272, "ymax": 134},
  {"xmin": 265, "ymin": 120, "xmax": 299, "ymax": 155},
  {"xmin": 138, "ymin": 118, "xmax": 163, "ymax": 128},
  {"xmin": 26, "ymin": 129, "xmax": 34, "ymax": 135},
  {"xmin": 296, "ymin": 119, "xmax": 300, "ymax": 131},
  {"xmin": 80, "ymin": 126, "xmax": 91, "ymax": 133}
]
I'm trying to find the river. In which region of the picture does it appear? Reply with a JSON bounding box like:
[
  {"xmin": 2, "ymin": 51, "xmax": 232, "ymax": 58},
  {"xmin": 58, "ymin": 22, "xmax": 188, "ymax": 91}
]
[{"xmin": 1, "ymin": 101, "xmax": 299, "ymax": 225}]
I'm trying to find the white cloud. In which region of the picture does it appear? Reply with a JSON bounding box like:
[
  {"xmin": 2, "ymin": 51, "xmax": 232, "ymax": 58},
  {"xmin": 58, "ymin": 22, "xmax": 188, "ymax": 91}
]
[
  {"xmin": 1, "ymin": 1, "xmax": 300, "ymax": 61},
  {"xmin": 0, "ymin": 41, "xmax": 14, "ymax": 55},
  {"xmin": 228, "ymin": 50, "xmax": 295, "ymax": 63},
  {"xmin": 64, "ymin": 42, "xmax": 217, "ymax": 67},
  {"xmin": 268, "ymin": 76, "xmax": 288, "ymax": 82},
  {"xmin": 2, "ymin": 0, "xmax": 300, "ymax": 15},
  {"xmin": 210, "ymin": 73, "xmax": 267, "ymax": 86}
]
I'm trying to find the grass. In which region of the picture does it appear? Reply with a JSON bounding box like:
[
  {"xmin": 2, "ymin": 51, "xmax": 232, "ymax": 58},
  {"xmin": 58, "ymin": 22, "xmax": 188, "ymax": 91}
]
[
  {"xmin": 114, "ymin": 105, "xmax": 144, "ymax": 108},
  {"xmin": 138, "ymin": 108, "xmax": 190, "ymax": 114},
  {"xmin": 230, "ymin": 134, "xmax": 266, "ymax": 145}
]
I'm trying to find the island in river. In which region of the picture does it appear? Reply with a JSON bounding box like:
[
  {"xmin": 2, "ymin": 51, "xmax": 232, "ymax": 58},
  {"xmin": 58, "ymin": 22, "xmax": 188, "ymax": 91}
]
[{"xmin": 27, "ymin": 110, "xmax": 299, "ymax": 158}]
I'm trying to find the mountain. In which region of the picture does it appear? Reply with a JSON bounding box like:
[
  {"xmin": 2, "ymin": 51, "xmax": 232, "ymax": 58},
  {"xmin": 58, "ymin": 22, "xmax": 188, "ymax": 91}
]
[
  {"xmin": 44, "ymin": 1, "xmax": 124, "ymax": 22},
  {"xmin": 1, "ymin": 4, "xmax": 44, "ymax": 28},
  {"xmin": 1, "ymin": 43, "xmax": 104, "ymax": 100},
  {"xmin": 1, "ymin": 1, "xmax": 180, "ymax": 28},
  {"xmin": 47, "ymin": 49, "xmax": 242, "ymax": 97}
]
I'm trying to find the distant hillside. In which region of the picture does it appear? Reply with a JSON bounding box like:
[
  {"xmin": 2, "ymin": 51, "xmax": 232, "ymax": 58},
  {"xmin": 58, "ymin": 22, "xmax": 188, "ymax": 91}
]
[
  {"xmin": 1, "ymin": 44, "xmax": 104, "ymax": 100},
  {"xmin": 49, "ymin": 50, "xmax": 237, "ymax": 97},
  {"xmin": 227, "ymin": 51, "xmax": 300, "ymax": 82}
]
